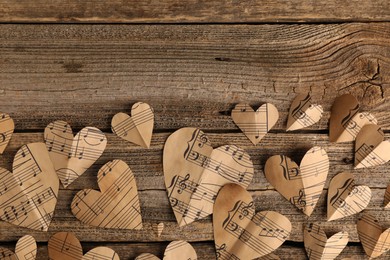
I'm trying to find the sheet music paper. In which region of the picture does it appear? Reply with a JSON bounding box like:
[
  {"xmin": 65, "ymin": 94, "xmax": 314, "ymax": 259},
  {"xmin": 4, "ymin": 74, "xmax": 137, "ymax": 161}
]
[
  {"xmin": 163, "ymin": 128, "xmax": 254, "ymax": 227},
  {"xmin": 44, "ymin": 120, "xmax": 107, "ymax": 188},
  {"xmin": 0, "ymin": 143, "xmax": 59, "ymax": 231},
  {"xmin": 0, "ymin": 113, "xmax": 14, "ymax": 154},
  {"xmin": 304, "ymin": 223, "xmax": 348, "ymax": 260},
  {"xmin": 48, "ymin": 232, "xmax": 83, "ymax": 260},
  {"xmin": 71, "ymin": 159, "xmax": 142, "ymax": 229},
  {"xmin": 0, "ymin": 235, "xmax": 36, "ymax": 260},
  {"xmin": 213, "ymin": 184, "xmax": 291, "ymax": 259},
  {"xmin": 384, "ymin": 184, "xmax": 390, "ymax": 208},
  {"xmin": 135, "ymin": 240, "xmax": 197, "ymax": 260},
  {"xmin": 329, "ymin": 94, "xmax": 377, "ymax": 143},
  {"xmin": 82, "ymin": 247, "xmax": 120, "ymax": 260},
  {"xmin": 231, "ymin": 103, "xmax": 279, "ymax": 145},
  {"xmin": 264, "ymin": 146, "xmax": 329, "ymax": 216},
  {"xmin": 327, "ymin": 172, "xmax": 371, "ymax": 221},
  {"xmin": 111, "ymin": 102, "xmax": 154, "ymax": 148},
  {"xmin": 135, "ymin": 253, "xmax": 160, "ymax": 260}
]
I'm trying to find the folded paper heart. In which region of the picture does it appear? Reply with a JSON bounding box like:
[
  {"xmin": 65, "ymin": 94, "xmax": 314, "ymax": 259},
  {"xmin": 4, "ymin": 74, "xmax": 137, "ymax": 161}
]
[
  {"xmin": 286, "ymin": 93, "xmax": 323, "ymax": 131},
  {"xmin": 0, "ymin": 143, "xmax": 59, "ymax": 231},
  {"xmin": 354, "ymin": 124, "xmax": 390, "ymax": 169},
  {"xmin": 329, "ymin": 94, "xmax": 377, "ymax": 143},
  {"xmin": 135, "ymin": 240, "xmax": 197, "ymax": 260},
  {"xmin": 385, "ymin": 184, "xmax": 390, "ymax": 208},
  {"xmin": 327, "ymin": 172, "xmax": 371, "ymax": 221},
  {"xmin": 154, "ymin": 222, "xmax": 164, "ymax": 237},
  {"xmin": 111, "ymin": 102, "xmax": 154, "ymax": 148},
  {"xmin": 304, "ymin": 223, "xmax": 348, "ymax": 260},
  {"xmin": 357, "ymin": 214, "xmax": 390, "ymax": 258},
  {"xmin": 163, "ymin": 127, "xmax": 254, "ymax": 226},
  {"xmin": 0, "ymin": 235, "xmax": 36, "ymax": 260},
  {"xmin": 44, "ymin": 120, "xmax": 107, "ymax": 188},
  {"xmin": 0, "ymin": 112, "xmax": 14, "ymax": 154},
  {"xmin": 71, "ymin": 159, "xmax": 142, "ymax": 229},
  {"xmin": 213, "ymin": 184, "xmax": 291, "ymax": 259},
  {"xmin": 264, "ymin": 146, "xmax": 329, "ymax": 216},
  {"xmin": 231, "ymin": 103, "xmax": 279, "ymax": 145}
]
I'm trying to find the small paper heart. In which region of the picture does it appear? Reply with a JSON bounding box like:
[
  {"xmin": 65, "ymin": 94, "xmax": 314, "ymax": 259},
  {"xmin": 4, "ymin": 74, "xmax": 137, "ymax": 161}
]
[
  {"xmin": 0, "ymin": 112, "xmax": 14, "ymax": 154},
  {"xmin": 0, "ymin": 235, "xmax": 36, "ymax": 260},
  {"xmin": 155, "ymin": 222, "xmax": 164, "ymax": 237},
  {"xmin": 135, "ymin": 241, "xmax": 197, "ymax": 260}
]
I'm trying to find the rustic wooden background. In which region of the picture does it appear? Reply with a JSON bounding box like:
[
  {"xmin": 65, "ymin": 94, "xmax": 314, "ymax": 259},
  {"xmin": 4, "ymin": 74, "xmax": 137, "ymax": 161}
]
[{"xmin": 0, "ymin": 1, "xmax": 390, "ymax": 259}]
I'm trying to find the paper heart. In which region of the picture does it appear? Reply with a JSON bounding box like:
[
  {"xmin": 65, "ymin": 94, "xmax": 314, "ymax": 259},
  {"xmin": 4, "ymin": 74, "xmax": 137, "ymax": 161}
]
[
  {"xmin": 264, "ymin": 146, "xmax": 329, "ymax": 216},
  {"xmin": 135, "ymin": 240, "xmax": 197, "ymax": 260},
  {"xmin": 163, "ymin": 127, "xmax": 254, "ymax": 226},
  {"xmin": 0, "ymin": 113, "xmax": 14, "ymax": 154},
  {"xmin": 0, "ymin": 143, "xmax": 58, "ymax": 231},
  {"xmin": 327, "ymin": 172, "xmax": 371, "ymax": 221},
  {"xmin": 213, "ymin": 184, "xmax": 291, "ymax": 259},
  {"xmin": 71, "ymin": 159, "xmax": 142, "ymax": 229},
  {"xmin": 286, "ymin": 93, "xmax": 323, "ymax": 131},
  {"xmin": 231, "ymin": 103, "xmax": 279, "ymax": 145},
  {"xmin": 304, "ymin": 223, "xmax": 348, "ymax": 260},
  {"xmin": 357, "ymin": 214, "xmax": 390, "ymax": 258},
  {"xmin": 354, "ymin": 124, "xmax": 390, "ymax": 169},
  {"xmin": 0, "ymin": 235, "xmax": 36, "ymax": 260},
  {"xmin": 329, "ymin": 94, "xmax": 377, "ymax": 143},
  {"xmin": 384, "ymin": 184, "xmax": 390, "ymax": 208},
  {"xmin": 44, "ymin": 120, "xmax": 107, "ymax": 188},
  {"xmin": 111, "ymin": 102, "xmax": 154, "ymax": 148},
  {"xmin": 155, "ymin": 222, "xmax": 164, "ymax": 237},
  {"xmin": 82, "ymin": 247, "xmax": 120, "ymax": 260}
]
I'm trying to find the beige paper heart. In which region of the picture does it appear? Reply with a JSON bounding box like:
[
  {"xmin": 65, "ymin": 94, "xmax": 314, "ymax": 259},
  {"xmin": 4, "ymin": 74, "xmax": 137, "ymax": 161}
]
[
  {"xmin": 135, "ymin": 240, "xmax": 197, "ymax": 260},
  {"xmin": 71, "ymin": 159, "xmax": 142, "ymax": 229},
  {"xmin": 213, "ymin": 184, "xmax": 291, "ymax": 259},
  {"xmin": 155, "ymin": 222, "xmax": 164, "ymax": 237},
  {"xmin": 0, "ymin": 143, "xmax": 59, "ymax": 231},
  {"xmin": 44, "ymin": 120, "xmax": 107, "ymax": 188},
  {"xmin": 163, "ymin": 127, "xmax": 254, "ymax": 226},
  {"xmin": 0, "ymin": 235, "xmax": 36, "ymax": 260},
  {"xmin": 0, "ymin": 113, "xmax": 14, "ymax": 154},
  {"xmin": 264, "ymin": 146, "xmax": 329, "ymax": 216},
  {"xmin": 82, "ymin": 247, "xmax": 120, "ymax": 260},
  {"xmin": 327, "ymin": 172, "xmax": 371, "ymax": 221},
  {"xmin": 286, "ymin": 93, "xmax": 323, "ymax": 131},
  {"xmin": 231, "ymin": 103, "xmax": 279, "ymax": 145},
  {"xmin": 384, "ymin": 184, "xmax": 390, "ymax": 208},
  {"xmin": 329, "ymin": 94, "xmax": 377, "ymax": 143},
  {"xmin": 355, "ymin": 124, "xmax": 390, "ymax": 169},
  {"xmin": 304, "ymin": 223, "xmax": 348, "ymax": 260},
  {"xmin": 357, "ymin": 214, "xmax": 390, "ymax": 258}
]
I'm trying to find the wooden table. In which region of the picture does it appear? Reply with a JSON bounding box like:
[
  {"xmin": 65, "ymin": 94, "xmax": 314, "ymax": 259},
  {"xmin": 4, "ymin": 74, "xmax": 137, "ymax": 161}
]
[{"xmin": 0, "ymin": 1, "xmax": 389, "ymax": 259}]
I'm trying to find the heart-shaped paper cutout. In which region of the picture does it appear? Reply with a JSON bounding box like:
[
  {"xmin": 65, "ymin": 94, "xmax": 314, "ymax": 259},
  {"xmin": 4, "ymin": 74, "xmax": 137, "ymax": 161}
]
[
  {"xmin": 163, "ymin": 127, "xmax": 254, "ymax": 226},
  {"xmin": 0, "ymin": 113, "xmax": 14, "ymax": 154},
  {"xmin": 286, "ymin": 93, "xmax": 323, "ymax": 131},
  {"xmin": 264, "ymin": 146, "xmax": 329, "ymax": 216},
  {"xmin": 304, "ymin": 223, "xmax": 348, "ymax": 260},
  {"xmin": 384, "ymin": 184, "xmax": 390, "ymax": 208},
  {"xmin": 213, "ymin": 183, "xmax": 291, "ymax": 259},
  {"xmin": 329, "ymin": 94, "xmax": 377, "ymax": 143},
  {"xmin": 44, "ymin": 120, "xmax": 107, "ymax": 188},
  {"xmin": 0, "ymin": 235, "xmax": 36, "ymax": 260},
  {"xmin": 71, "ymin": 159, "xmax": 142, "ymax": 229},
  {"xmin": 0, "ymin": 143, "xmax": 59, "ymax": 231},
  {"xmin": 231, "ymin": 103, "xmax": 279, "ymax": 145},
  {"xmin": 82, "ymin": 247, "xmax": 120, "ymax": 260},
  {"xmin": 354, "ymin": 124, "xmax": 390, "ymax": 169},
  {"xmin": 357, "ymin": 214, "xmax": 390, "ymax": 258},
  {"xmin": 111, "ymin": 102, "xmax": 154, "ymax": 148},
  {"xmin": 327, "ymin": 172, "xmax": 371, "ymax": 221},
  {"xmin": 155, "ymin": 222, "xmax": 164, "ymax": 237},
  {"xmin": 135, "ymin": 240, "xmax": 197, "ymax": 260}
]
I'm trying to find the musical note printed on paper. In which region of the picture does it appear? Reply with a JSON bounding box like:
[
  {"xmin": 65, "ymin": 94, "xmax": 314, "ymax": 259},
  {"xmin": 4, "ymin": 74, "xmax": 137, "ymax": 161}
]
[
  {"xmin": 357, "ymin": 214, "xmax": 390, "ymax": 258},
  {"xmin": 384, "ymin": 184, "xmax": 390, "ymax": 208},
  {"xmin": 163, "ymin": 128, "xmax": 254, "ymax": 226},
  {"xmin": 0, "ymin": 113, "xmax": 14, "ymax": 154},
  {"xmin": 264, "ymin": 146, "xmax": 329, "ymax": 216},
  {"xmin": 44, "ymin": 120, "xmax": 107, "ymax": 188},
  {"xmin": 82, "ymin": 247, "xmax": 120, "ymax": 260},
  {"xmin": 0, "ymin": 235, "xmax": 36, "ymax": 260},
  {"xmin": 111, "ymin": 102, "xmax": 154, "ymax": 148},
  {"xmin": 0, "ymin": 143, "xmax": 59, "ymax": 231},
  {"xmin": 48, "ymin": 232, "xmax": 83, "ymax": 260},
  {"xmin": 135, "ymin": 240, "xmax": 197, "ymax": 260},
  {"xmin": 329, "ymin": 94, "xmax": 377, "ymax": 143},
  {"xmin": 327, "ymin": 172, "xmax": 371, "ymax": 221},
  {"xmin": 213, "ymin": 184, "xmax": 291, "ymax": 259},
  {"xmin": 304, "ymin": 223, "xmax": 348, "ymax": 260},
  {"xmin": 231, "ymin": 103, "xmax": 279, "ymax": 145}
]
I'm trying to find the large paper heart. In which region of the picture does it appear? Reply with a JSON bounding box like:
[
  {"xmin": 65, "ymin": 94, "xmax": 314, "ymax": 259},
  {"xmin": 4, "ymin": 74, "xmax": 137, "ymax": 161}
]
[
  {"xmin": 163, "ymin": 127, "xmax": 254, "ymax": 226},
  {"xmin": 213, "ymin": 184, "xmax": 291, "ymax": 259},
  {"xmin": 231, "ymin": 103, "xmax": 279, "ymax": 145},
  {"xmin": 0, "ymin": 235, "xmax": 36, "ymax": 260},
  {"xmin": 0, "ymin": 113, "xmax": 14, "ymax": 154},
  {"xmin": 82, "ymin": 247, "xmax": 119, "ymax": 260},
  {"xmin": 304, "ymin": 223, "xmax": 348, "ymax": 260},
  {"xmin": 44, "ymin": 120, "xmax": 107, "ymax": 188},
  {"xmin": 71, "ymin": 159, "xmax": 142, "ymax": 229},
  {"xmin": 111, "ymin": 102, "xmax": 154, "ymax": 148},
  {"xmin": 354, "ymin": 124, "xmax": 390, "ymax": 169},
  {"xmin": 327, "ymin": 172, "xmax": 371, "ymax": 221},
  {"xmin": 385, "ymin": 184, "xmax": 390, "ymax": 208},
  {"xmin": 357, "ymin": 214, "xmax": 390, "ymax": 258},
  {"xmin": 329, "ymin": 94, "xmax": 377, "ymax": 143},
  {"xmin": 0, "ymin": 143, "xmax": 59, "ymax": 231},
  {"xmin": 264, "ymin": 146, "xmax": 329, "ymax": 216},
  {"xmin": 286, "ymin": 93, "xmax": 323, "ymax": 131},
  {"xmin": 135, "ymin": 240, "xmax": 197, "ymax": 260}
]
